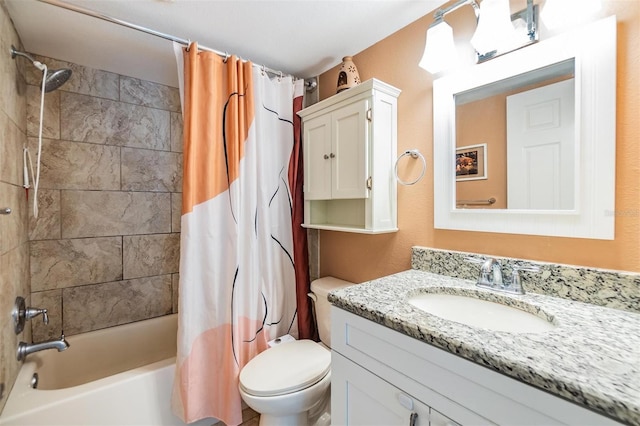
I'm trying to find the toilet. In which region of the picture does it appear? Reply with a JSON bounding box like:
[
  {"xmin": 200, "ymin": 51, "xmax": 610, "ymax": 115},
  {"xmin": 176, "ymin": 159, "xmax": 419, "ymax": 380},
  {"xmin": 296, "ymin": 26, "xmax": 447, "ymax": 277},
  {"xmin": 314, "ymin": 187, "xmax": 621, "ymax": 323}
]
[{"xmin": 238, "ymin": 277, "xmax": 354, "ymax": 426}]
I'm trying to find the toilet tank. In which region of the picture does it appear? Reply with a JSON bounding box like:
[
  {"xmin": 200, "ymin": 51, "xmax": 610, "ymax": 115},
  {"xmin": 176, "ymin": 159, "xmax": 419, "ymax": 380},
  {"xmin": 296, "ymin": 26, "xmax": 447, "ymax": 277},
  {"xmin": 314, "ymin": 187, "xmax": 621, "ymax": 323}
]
[{"xmin": 310, "ymin": 277, "xmax": 354, "ymax": 348}]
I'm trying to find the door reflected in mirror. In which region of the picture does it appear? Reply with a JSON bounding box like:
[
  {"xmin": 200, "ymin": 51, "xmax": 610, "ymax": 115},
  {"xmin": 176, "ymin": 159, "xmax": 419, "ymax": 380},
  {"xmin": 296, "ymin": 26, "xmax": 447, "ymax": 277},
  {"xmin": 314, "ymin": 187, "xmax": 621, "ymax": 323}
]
[{"xmin": 454, "ymin": 59, "xmax": 575, "ymax": 210}]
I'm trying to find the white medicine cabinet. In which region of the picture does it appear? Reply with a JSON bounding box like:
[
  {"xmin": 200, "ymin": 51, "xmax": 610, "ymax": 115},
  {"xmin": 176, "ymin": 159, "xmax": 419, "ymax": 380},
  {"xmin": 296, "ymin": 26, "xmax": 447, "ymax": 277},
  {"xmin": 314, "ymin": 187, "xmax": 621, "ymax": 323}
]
[{"xmin": 298, "ymin": 79, "xmax": 400, "ymax": 233}]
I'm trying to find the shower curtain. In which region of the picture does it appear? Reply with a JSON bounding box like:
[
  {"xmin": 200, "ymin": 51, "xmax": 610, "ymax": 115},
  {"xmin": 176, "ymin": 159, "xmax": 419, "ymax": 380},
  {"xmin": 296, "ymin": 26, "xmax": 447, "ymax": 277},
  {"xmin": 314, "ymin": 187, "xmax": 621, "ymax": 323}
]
[{"xmin": 172, "ymin": 43, "xmax": 302, "ymax": 426}]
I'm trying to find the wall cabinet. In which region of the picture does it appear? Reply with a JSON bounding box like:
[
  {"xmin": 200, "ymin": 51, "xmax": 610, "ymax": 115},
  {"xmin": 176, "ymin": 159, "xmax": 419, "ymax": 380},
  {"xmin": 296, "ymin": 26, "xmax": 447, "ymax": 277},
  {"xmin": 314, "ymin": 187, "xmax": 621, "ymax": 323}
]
[
  {"xmin": 298, "ymin": 79, "xmax": 400, "ymax": 233},
  {"xmin": 331, "ymin": 307, "xmax": 623, "ymax": 426}
]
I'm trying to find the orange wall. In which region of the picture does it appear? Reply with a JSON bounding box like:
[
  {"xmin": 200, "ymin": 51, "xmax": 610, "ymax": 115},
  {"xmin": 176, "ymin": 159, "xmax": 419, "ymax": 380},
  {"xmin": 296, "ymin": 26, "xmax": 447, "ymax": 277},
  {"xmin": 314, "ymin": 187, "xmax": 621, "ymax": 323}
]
[
  {"xmin": 317, "ymin": 0, "xmax": 640, "ymax": 283},
  {"xmin": 456, "ymin": 97, "xmax": 507, "ymax": 209}
]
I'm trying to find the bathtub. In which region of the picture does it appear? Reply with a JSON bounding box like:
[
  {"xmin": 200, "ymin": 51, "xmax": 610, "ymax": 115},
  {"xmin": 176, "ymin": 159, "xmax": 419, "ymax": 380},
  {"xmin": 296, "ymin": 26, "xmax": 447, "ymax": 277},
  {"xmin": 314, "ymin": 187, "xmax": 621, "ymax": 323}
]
[{"xmin": 0, "ymin": 314, "xmax": 215, "ymax": 426}]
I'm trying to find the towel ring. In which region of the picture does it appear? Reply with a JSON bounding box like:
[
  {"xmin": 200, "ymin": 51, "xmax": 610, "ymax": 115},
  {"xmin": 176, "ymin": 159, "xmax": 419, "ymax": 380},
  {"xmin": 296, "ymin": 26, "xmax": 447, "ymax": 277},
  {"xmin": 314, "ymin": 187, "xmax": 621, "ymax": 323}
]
[{"xmin": 395, "ymin": 149, "xmax": 426, "ymax": 186}]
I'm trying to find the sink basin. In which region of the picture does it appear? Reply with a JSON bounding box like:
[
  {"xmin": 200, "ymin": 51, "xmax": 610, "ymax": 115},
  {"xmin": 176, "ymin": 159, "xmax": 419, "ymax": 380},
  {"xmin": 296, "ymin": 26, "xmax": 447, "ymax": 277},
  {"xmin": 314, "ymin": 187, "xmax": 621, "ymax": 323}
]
[{"xmin": 408, "ymin": 293, "xmax": 556, "ymax": 333}]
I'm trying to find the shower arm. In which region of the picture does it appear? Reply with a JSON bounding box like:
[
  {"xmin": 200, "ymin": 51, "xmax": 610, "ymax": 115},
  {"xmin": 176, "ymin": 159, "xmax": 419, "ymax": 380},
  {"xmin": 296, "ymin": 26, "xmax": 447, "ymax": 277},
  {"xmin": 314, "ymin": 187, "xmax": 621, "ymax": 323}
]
[{"xmin": 10, "ymin": 46, "xmax": 46, "ymax": 71}]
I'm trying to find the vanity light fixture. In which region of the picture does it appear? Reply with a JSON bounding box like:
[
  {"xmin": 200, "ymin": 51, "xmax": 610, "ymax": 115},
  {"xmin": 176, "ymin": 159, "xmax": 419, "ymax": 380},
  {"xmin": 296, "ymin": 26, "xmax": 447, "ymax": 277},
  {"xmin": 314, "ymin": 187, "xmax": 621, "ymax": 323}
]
[{"xmin": 419, "ymin": 0, "xmax": 539, "ymax": 74}]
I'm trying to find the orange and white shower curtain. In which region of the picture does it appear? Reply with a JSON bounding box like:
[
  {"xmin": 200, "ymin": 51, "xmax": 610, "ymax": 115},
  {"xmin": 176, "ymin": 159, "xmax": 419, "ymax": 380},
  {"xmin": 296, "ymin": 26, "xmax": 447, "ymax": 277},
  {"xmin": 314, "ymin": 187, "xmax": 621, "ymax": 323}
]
[{"xmin": 172, "ymin": 43, "xmax": 303, "ymax": 426}]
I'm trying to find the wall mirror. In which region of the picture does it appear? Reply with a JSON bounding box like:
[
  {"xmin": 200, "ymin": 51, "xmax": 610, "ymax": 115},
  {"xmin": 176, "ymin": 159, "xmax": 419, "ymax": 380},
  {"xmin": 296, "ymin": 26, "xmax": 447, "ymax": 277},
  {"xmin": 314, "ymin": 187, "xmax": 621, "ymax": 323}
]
[{"xmin": 433, "ymin": 16, "xmax": 616, "ymax": 239}]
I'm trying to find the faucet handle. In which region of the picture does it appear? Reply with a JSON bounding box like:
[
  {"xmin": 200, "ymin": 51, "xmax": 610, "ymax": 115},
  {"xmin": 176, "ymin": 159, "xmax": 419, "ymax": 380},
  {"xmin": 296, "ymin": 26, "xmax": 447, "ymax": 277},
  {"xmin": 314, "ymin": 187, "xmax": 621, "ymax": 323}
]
[
  {"xmin": 25, "ymin": 307, "xmax": 49, "ymax": 325},
  {"xmin": 513, "ymin": 264, "xmax": 540, "ymax": 273},
  {"xmin": 465, "ymin": 256, "xmax": 485, "ymax": 265},
  {"xmin": 509, "ymin": 264, "xmax": 540, "ymax": 294}
]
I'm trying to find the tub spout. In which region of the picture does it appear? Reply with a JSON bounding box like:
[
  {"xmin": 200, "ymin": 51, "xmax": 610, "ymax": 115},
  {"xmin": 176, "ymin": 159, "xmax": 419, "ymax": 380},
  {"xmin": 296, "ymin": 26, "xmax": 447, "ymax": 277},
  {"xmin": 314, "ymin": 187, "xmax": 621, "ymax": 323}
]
[{"xmin": 17, "ymin": 333, "xmax": 70, "ymax": 361}]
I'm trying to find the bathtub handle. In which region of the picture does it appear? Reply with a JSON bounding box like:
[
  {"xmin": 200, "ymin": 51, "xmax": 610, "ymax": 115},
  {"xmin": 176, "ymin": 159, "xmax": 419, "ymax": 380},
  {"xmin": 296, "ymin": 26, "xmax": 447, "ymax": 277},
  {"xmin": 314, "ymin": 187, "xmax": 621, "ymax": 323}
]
[
  {"xmin": 26, "ymin": 307, "xmax": 49, "ymax": 325},
  {"xmin": 13, "ymin": 297, "xmax": 50, "ymax": 334}
]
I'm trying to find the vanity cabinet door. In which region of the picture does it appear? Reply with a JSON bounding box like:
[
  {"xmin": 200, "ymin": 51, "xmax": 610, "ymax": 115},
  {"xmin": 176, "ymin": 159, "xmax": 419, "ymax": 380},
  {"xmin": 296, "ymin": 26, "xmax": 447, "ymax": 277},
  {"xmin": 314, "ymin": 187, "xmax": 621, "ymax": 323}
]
[{"xmin": 332, "ymin": 352, "xmax": 430, "ymax": 426}]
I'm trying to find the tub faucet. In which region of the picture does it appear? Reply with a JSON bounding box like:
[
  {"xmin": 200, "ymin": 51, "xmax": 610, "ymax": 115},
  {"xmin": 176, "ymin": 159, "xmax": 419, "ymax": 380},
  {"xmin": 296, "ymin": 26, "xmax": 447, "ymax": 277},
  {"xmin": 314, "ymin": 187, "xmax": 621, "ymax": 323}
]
[{"xmin": 17, "ymin": 333, "xmax": 69, "ymax": 361}]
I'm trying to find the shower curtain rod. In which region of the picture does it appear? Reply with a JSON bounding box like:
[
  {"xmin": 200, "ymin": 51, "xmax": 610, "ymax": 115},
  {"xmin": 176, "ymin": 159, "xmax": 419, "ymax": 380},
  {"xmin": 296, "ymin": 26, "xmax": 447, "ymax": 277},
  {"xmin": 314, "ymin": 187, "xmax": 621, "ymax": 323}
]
[{"xmin": 37, "ymin": 0, "xmax": 295, "ymax": 79}]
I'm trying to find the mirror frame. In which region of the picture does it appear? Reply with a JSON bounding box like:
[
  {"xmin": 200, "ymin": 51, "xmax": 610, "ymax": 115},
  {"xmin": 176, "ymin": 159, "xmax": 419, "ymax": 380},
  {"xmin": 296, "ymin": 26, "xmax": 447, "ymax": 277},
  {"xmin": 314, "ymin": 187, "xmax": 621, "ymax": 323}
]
[{"xmin": 433, "ymin": 16, "xmax": 616, "ymax": 240}]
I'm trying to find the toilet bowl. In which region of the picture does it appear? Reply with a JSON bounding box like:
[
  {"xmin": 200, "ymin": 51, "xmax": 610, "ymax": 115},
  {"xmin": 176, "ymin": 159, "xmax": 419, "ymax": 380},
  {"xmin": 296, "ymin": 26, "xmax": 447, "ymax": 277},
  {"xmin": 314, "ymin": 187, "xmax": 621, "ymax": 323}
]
[{"xmin": 238, "ymin": 277, "xmax": 354, "ymax": 426}]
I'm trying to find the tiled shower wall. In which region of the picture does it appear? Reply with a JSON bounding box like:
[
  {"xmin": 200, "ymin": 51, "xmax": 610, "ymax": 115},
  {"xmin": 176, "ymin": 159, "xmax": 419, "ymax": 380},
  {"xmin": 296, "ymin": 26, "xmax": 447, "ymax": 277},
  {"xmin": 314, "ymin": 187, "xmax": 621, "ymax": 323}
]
[
  {"xmin": 0, "ymin": 1, "xmax": 30, "ymax": 411},
  {"xmin": 25, "ymin": 54, "xmax": 183, "ymax": 341}
]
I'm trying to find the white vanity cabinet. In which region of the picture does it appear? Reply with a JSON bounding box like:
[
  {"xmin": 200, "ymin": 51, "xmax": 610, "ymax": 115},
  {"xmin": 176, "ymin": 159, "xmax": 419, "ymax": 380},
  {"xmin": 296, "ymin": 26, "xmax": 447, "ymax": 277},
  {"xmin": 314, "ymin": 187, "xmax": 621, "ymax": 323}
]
[
  {"xmin": 298, "ymin": 79, "xmax": 400, "ymax": 234},
  {"xmin": 332, "ymin": 352, "xmax": 464, "ymax": 426},
  {"xmin": 331, "ymin": 307, "xmax": 623, "ymax": 426}
]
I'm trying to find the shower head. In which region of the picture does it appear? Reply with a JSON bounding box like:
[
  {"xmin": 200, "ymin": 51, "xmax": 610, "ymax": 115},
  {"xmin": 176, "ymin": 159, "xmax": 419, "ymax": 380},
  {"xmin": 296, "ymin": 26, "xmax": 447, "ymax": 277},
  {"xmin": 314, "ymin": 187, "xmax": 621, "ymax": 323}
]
[
  {"xmin": 10, "ymin": 45, "xmax": 72, "ymax": 92},
  {"xmin": 44, "ymin": 68, "xmax": 72, "ymax": 92}
]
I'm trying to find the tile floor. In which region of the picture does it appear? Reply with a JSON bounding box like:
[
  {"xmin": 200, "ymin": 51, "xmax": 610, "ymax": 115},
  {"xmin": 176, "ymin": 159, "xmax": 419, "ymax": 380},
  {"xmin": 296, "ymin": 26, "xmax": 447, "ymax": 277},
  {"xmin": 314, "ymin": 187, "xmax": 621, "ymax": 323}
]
[{"xmin": 219, "ymin": 406, "xmax": 259, "ymax": 426}]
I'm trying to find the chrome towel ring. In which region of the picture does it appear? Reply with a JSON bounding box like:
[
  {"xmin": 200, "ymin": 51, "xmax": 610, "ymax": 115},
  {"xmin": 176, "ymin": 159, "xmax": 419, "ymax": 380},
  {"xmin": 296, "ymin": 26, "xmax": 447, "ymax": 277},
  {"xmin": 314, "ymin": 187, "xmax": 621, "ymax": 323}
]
[{"xmin": 395, "ymin": 149, "xmax": 426, "ymax": 185}]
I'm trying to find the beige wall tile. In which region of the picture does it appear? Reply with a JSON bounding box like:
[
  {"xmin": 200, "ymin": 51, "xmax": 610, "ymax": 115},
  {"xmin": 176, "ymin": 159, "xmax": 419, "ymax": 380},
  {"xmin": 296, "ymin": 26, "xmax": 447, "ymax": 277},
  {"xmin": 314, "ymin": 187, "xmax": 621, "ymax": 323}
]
[
  {"xmin": 0, "ymin": 13, "xmax": 26, "ymax": 133},
  {"xmin": 26, "ymin": 85, "xmax": 59, "ymax": 139},
  {"xmin": 120, "ymin": 76, "xmax": 180, "ymax": 112},
  {"xmin": 8, "ymin": 52, "xmax": 188, "ymax": 407},
  {"xmin": 172, "ymin": 193, "xmax": 182, "ymax": 232},
  {"xmin": 60, "ymin": 92, "xmax": 170, "ymax": 150},
  {"xmin": 31, "ymin": 138, "xmax": 120, "ymax": 190},
  {"xmin": 61, "ymin": 190, "xmax": 171, "ymax": 238},
  {"xmin": 121, "ymin": 148, "xmax": 181, "ymax": 192},
  {"xmin": 0, "ymin": 243, "xmax": 30, "ymax": 409},
  {"xmin": 0, "ymin": 5, "xmax": 29, "ymax": 410},
  {"xmin": 172, "ymin": 273, "xmax": 179, "ymax": 313},
  {"xmin": 30, "ymin": 289, "xmax": 62, "ymax": 341},
  {"xmin": 29, "ymin": 189, "xmax": 61, "ymax": 241},
  {"xmin": 0, "ymin": 111, "xmax": 26, "ymax": 186},
  {"xmin": 62, "ymin": 275, "xmax": 172, "ymax": 335},
  {"xmin": 31, "ymin": 237, "xmax": 123, "ymax": 291},
  {"xmin": 26, "ymin": 55, "xmax": 119, "ymax": 100},
  {"xmin": 123, "ymin": 233, "xmax": 179, "ymax": 279},
  {"xmin": 170, "ymin": 112, "xmax": 183, "ymax": 153},
  {"xmin": 0, "ymin": 183, "xmax": 28, "ymax": 254}
]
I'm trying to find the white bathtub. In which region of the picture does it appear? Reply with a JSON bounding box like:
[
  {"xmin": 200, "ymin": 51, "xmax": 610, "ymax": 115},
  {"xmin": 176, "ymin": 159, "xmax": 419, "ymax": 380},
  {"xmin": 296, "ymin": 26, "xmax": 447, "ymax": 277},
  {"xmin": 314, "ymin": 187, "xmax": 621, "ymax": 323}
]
[{"xmin": 0, "ymin": 314, "xmax": 215, "ymax": 426}]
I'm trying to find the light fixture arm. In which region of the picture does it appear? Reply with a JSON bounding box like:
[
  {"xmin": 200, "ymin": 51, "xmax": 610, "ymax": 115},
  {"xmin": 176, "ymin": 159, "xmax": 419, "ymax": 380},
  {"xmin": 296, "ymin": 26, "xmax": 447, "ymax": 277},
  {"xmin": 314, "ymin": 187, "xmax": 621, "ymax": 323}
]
[
  {"xmin": 526, "ymin": 0, "xmax": 536, "ymax": 40},
  {"xmin": 432, "ymin": 0, "xmax": 480, "ymax": 25}
]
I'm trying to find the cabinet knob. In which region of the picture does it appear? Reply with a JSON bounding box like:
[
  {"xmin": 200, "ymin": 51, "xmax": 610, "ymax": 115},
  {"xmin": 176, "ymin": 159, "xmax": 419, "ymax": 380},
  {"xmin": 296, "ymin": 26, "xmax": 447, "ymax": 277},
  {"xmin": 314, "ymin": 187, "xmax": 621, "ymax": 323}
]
[
  {"xmin": 324, "ymin": 154, "xmax": 329, "ymax": 159},
  {"xmin": 330, "ymin": 153, "xmax": 336, "ymax": 158}
]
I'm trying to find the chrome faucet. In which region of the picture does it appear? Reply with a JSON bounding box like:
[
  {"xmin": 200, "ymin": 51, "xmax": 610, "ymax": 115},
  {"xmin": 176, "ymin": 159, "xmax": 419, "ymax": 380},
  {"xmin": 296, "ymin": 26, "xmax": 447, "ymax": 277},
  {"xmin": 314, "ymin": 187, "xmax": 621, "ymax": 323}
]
[
  {"xmin": 467, "ymin": 257, "xmax": 539, "ymax": 294},
  {"xmin": 17, "ymin": 334, "xmax": 69, "ymax": 361},
  {"xmin": 479, "ymin": 258, "xmax": 503, "ymax": 287}
]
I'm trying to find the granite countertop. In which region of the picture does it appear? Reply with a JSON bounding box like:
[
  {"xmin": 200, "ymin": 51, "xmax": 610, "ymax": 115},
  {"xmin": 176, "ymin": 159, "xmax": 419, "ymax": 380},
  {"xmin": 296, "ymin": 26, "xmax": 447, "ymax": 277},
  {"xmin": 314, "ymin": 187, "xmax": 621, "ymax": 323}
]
[{"xmin": 328, "ymin": 269, "xmax": 640, "ymax": 425}]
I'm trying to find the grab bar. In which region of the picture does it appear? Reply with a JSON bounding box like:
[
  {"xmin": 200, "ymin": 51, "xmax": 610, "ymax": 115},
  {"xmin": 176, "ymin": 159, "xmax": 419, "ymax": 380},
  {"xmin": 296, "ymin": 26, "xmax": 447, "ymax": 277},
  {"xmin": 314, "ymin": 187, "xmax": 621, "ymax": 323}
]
[{"xmin": 456, "ymin": 197, "xmax": 496, "ymax": 206}]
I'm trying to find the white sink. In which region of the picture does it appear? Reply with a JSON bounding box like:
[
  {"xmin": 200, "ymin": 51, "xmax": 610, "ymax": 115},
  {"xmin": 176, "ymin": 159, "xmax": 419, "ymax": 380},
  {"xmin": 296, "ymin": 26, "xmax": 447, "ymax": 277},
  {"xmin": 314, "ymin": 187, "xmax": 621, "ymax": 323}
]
[{"xmin": 408, "ymin": 293, "xmax": 556, "ymax": 333}]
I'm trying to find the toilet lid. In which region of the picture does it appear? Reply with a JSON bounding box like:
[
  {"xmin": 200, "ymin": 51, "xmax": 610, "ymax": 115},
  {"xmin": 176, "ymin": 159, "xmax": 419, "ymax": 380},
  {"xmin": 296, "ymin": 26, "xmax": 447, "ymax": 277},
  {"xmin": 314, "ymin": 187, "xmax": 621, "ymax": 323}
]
[{"xmin": 239, "ymin": 340, "xmax": 330, "ymax": 397}]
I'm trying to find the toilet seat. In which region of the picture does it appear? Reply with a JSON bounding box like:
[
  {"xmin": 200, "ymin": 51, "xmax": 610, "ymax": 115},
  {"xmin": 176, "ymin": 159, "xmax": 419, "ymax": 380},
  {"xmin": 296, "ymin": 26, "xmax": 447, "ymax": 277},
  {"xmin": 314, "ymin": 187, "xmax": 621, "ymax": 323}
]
[{"xmin": 239, "ymin": 340, "xmax": 330, "ymax": 397}]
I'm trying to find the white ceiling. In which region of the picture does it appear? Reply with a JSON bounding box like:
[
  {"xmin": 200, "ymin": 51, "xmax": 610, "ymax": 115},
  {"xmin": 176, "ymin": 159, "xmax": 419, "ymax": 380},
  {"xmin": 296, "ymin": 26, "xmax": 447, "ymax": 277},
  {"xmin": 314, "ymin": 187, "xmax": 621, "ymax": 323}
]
[{"xmin": 6, "ymin": 0, "xmax": 442, "ymax": 88}]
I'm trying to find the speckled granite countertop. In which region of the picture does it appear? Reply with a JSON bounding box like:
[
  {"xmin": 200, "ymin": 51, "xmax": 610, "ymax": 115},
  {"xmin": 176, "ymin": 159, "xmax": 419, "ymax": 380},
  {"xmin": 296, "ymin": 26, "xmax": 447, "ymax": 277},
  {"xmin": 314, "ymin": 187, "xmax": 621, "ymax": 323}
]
[{"xmin": 328, "ymin": 269, "xmax": 640, "ymax": 425}]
